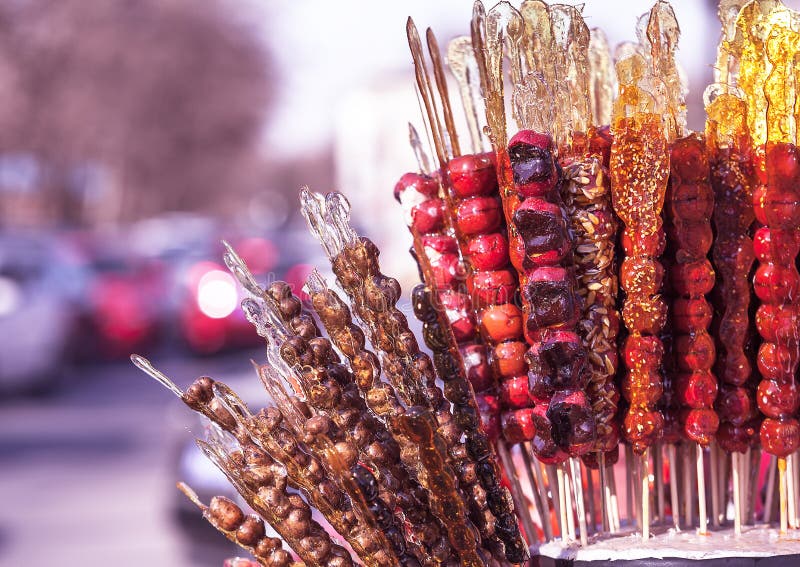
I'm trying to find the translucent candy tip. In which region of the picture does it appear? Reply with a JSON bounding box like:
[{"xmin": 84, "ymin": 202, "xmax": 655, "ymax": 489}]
[
  {"xmin": 130, "ymin": 354, "xmax": 184, "ymax": 398},
  {"xmin": 221, "ymin": 240, "xmax": 263, "ymax": 298}
]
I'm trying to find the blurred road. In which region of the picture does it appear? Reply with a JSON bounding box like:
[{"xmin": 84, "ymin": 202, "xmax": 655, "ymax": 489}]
[{"xmin": 0, "ymin": 349, "xmax": 264, "ymax": 567}]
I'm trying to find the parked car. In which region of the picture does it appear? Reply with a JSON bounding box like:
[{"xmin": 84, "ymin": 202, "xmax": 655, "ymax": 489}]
[
  {"xmin": 72, "ymin": 243, "xmax": 166, "ymax": 361},
  {"xmin": 174, "ymin": 230, "xmax": 320, "ymax": 355},
  {"xmin": 0, "ymin": 232, "xmax": 81, "ymax": 394}
]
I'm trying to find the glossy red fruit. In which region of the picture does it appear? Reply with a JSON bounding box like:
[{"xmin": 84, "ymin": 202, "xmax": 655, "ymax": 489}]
[
  {"xmin": 671, "ymin": 259, "xmax": 715, "ymax": 296},
  {"xmin": 421, "ymin": 234, "xmax": 459, "ymax": 255},
  {"xmin": 467, "ymin": 232, "xmax": 509, "ymax": 271},
  {"xmin": 675, "ymin": 333, "xmax": 716, "ymax": 372},
  {"xmin": 494, "ymin": 340, "xmax": 527, "ymax": 378},
  {"xmin": 439, "ymin": 290, "xmax": 476, "ymax": 342},
  {"xmin": 447, "ymin": 152, "xmax": 497, "ymax": 198},
  {"xmin": 753, "ymin": 227, "xmax": 800, "ymax": 264},
  {"xmin": 672, "ymin": 298, "xmax": 713, "ymax": 333},
  {"xmin": 455, "ymin": 196, "xmax": 502, "ymax": 236},
  {"xmin": 753, "ymin": 263, "xmax": 800, "ymax": 304},
  {"xmin": 683, "ymin": 408, "xmax": 719, "ymax": 446},
  {"xmin": 671, "ymin": 134, "xmax": 709, "ymax": 182},
  {"xmin": 756, "ymin": 342, "xmax": 800, "ymax": 382},
  {"xmin": 480, "ymin": 303, "xmax": 524, "ymax": 343},
  {"xmin": 760, "ymin": 417, "xmax": 800, "ymax": 457},
  {"xmin": 755, "ymin": 304, "xmax": 800, "ymax": 345},
  {"xmin": 460, "ymin": 344, "xmax": 494, "ymax": 392},
  {"xmin": 752, "ymin": 182, "xmax": 769, "ymax": 225},
  {"xmin": 428, "ymin": 252, "xmax": 461, "ymax": 290},
  {"xmin": 623, "ymin": 408, "xmax": 664, "ymax": 454},
  {"xmin": 500, "ymin": 375, "xmax": 532, "ymax": 409},
  {"xmin": 411, "ymin": 199, "xmax": 445, "ymax": 234},
  {"xmin": 756, "ymin": 378, "xmax": 799, "ymax": 419},
  {"xmin": 501, "ymin": 407, "xmax": 536, "ymax": 443},
  {"xmin": 716, "ymin": 421, "xmax": 755, "ymax": 453},
  {"xmin": 507, "ymin": 130, "xmax": 559, "ymax": 197},
  {"xmin": 670, "ymin": 183, "xmax": 714, "ymax": 222},
  {"xmin": 468, "ymin": 269, "xmax": 517, "ymax": 308},
  {"xmin": 621, "ymin": 220, "xmax": 665, "ymax": 256},
  {"xmin": 476, "ymin": 393, "xmax": 501, "ymax": 440},
  {"xmin": 548, "ymin": 389, "xmax": 595, "ymax": 457},
  {"xmin": 622, "ymin": 335, "xmax": 664, "ymax": 373},
  {"xmin": 394, "ymin": 171, "xmax": 438, "ymax": 202},
  {"xmin": 715, "ymin": 385, "xmax": 754, "ymax": 426},
  {"xmin": 529, "ymin": 404, "xmax": 569, "ymax": 464},
  {"xmin": 675, "ymin": 370, "xmax": 718, "ymax": 409},
  {"xmin": 620, "ymin": 256, "xmax": 664, "ymax": 297}
]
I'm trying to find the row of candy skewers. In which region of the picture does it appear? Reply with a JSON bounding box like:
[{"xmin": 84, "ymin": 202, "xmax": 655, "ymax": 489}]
[{"xmin": 131, "ymin": 0, "xmax": 800, "ymax": 564}]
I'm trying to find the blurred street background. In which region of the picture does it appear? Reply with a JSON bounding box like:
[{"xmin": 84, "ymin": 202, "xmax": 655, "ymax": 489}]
[{"xmin": 1, "ymin": 0, "xmax": 797, "ymax": 565}]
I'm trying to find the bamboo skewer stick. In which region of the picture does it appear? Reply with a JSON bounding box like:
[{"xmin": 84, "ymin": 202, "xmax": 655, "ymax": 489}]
[
  {"xmin": 720, "ymin": 450, "xmax": 730, "ymax": 523},
  {"xmin": 668, "ymin": 444, "xmax": 680, "ymax": 530},
  {"xmin": 684, "ymin": 444, "xmax": 693, "ymax": 528},
  {"xmin": 497, "ymin": 440, "xmax": 539, "ymax": 545},
  {"xmin": 642, "ymin": 450, "xmax": 650, "ymax": 541},
  {"xmin": 710, "ymin": 442, "xmax": 721, "ymax": 528},
  {"xmin": 780, "ymin": 457, "xmax": 789, "ymax": 534},
  {"xmin": 570, "ymin": 458, "xmax": 589, "ymax": 546},
  {"xmin": 655, "ymin": 444, "xmax": 665, "ymax": 524},
  {"xmin": 625, "ymin": 445, "xmax": 634, "ymax": 527},
  {"xmin": 697, "ymin": 445, "xmax": 709, "ymax": 535},
  {"xmin": 564, "ymin": 465, "xmax": 577, "ymax": 542},
  {"xmin": 609, "ymin": 465, "xmax": 621, "ymax": 533},
  {"xmin": 557, "ymin": 466, "xmax": 570, "ymax": 542},
  {"xmin": 742, "ymin": 447, "xmax": 751, "ymax": 525},
  {"xmin": 732, "ymin": 452, "xmax": 742, "ymax": 536},
  {"xmin": 586, "ymin": 462, "xmax": 597, "ymax": 534},
  {"xmin": 554, "ymin": 465, "xmax": 567, "ymax": 541},
  {"xmin": 598, "ymin": 452, "xmax": 610, "ymax": 533},
  {"xmin": 787, "ymin": 452, "xmax": 797, "ymax": 530},
  {"xmin": 765, "ymin": 455, "xmax": 778, "ymax": 524},
  {"xmin": 521, "ymin": 446, "xmax": 552, "ymax": 541}
]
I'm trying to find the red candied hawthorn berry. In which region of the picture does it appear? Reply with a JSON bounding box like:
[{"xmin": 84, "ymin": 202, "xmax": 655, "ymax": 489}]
[
  {"xmin": 672, "ymin": 298, "xmax": 713, "ymax": 333},
  {"xmin": 674, "ymin": 333, "xmax": 716, "ymax": 371},
  {"xmin": 394, "ymin": 172, "xmax": 439, "ymax": 203},
  {"xmin": 683, "ymin": 408, "xmax": 719, "ymax": 446},
  {"xmin": 500, "ymin": 375, "xmax": 532, "ymax": 409},
  {"xmin": 468, "ymin": 269, "xmax": 517, "ymax": 307},
  {"xmin": 756, "ymin": 379, "xmax": 799, "ymax": 419},
  {"xmin": 753, "ymin": 263, "xmax": 800, "ymax": 304},
  {"xmin": 494, "ymin": 340, "xmax": 527, "ymax": 378},
  {"xmin": 755, "ymin": 304, "xmax": 800, "ymax": 345},
  {"xmin": 421, "ymin": 234, "xmax": 459, "ymax": 255},
  {"xmin": 675, "ymin": 371, "xmax": 718, "ymax": 409},
  {"xmin": 438, "ymin": 290, "xmax": 476, "ymax": 342},
  {"xmin": 757, "ymin": 342, "xmax": 800, "ymax": 382},
  {"xmin": 715, "ymin": 385, "xmax": 754, "ymax": 426},
  {"xmin": 447, "ymin": 152, "xmax": 497, "ymax": 198},
  {"xmin": 427, "ymin": 252, "xmax": 461, "ymax": 290},
  {"xmin": 460, "ymin": 344, "xmax": 494, "ymax": 392},
  {"xmin": 753, "ymin": 227, "xmax": 800, "ymax": 265},
  {"xmin": 507, "ymin": 130, "xmax": 559, "ymax": 197},
  {"xmin": 671, "ymin": 259, "xmax": 715, "ymax": 296},
  {"xmin": 760, "ymin": 417, "xmax": 800, "ymax": 458},
  {"xmin": 467, "ymin": 232, "xmax": 509, "ymax": 271},
  {"xmin": 480, "ymin": 303, "xmax": 524, "ymax": 343},
  {"xmin": 455, "ymin": 196, "xmax": 502, "ymax": 236},
  {"xmin": 411, "ymin": 199, "xmax": 445, "ymax": 234},
  {"xmin": 501, "ymin": 407, "xmax": 536, "ymax": 443}
]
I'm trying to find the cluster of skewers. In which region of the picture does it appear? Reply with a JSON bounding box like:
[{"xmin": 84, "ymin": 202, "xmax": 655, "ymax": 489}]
[{"xmin": 131, "ymin": 0, "xmax": 800, "ymax": 564}]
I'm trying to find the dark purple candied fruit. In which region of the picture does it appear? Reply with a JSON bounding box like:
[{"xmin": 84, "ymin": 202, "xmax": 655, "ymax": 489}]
[
  {"xmin": 547, "ymin": 390, "xmax": 595, "ymax": 456},
  {"xmin": 509, "ymin": 139, "xmax": 555, "ymax": 186},
  {"xmin": 523, "ymin": 279, "xmax": 578, "ymax": 331}
]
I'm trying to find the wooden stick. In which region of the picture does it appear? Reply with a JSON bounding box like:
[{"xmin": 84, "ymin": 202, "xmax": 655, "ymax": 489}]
[
  {"xmin": 642, "ymin": 450, "xmax": 650, "ymax": 541},
  {"xmin": 608, "ymin": 464, "xmax": 621, "ymax": 533},
  {"xmin": 497, "ymin": 440, "xmax": 539, "ymax": 545},
  {"xmin": 655, "ymin": 443, "xmax": 665, "ymax": 524},
  {"xmin": 741, "ymin": 447, "xmax": 751, "ymax": 525},
  {"xmin": 764, "ymin": 455, "xmax": 778, "ymax": 524},
  {"xmin": 668, "ymin": 444, "xmax": 680, "ymax": 530},
  {"xmin": 719, "ymin": 448, "xmax": 729, "ymax": 524},
  {"xmin": 521, "ymin": 445, "xmax": 552, "ymax": 541},
  {"xmin": 780, "ymin": 456, "xmax": 788, "ymax": 534},
  {"xmin": 710, "ymin": 442, "xmax": 721, "ymax": 528},
  {"xmin": 586, "ymin": 460, "xmax": 597, "ymax": 534},
  {"xmin": 557, "ymin": 466, "xmax": 571, "ymax": 542},
  {"xmin": 625, "ymin": 444, "xmax": 634, "ymax": 527},
  {"xmin": 697, "ymin": 444, "xmax": 709, "ymax": 535},
  {"xmin": 552, "ymin": 464, "xmax": 566, "ymax": 540},
  {"xmin": 598, "ymin": 452, "xmax": 610, "ymax": 532},
  {"xmin": 787, "ymin": 452, "xmax": 797, "ymax": 529},
  {"xmin": 684, "ymin": 444, "xmax": 693, "ymax": 528},
  {"xmin": 570, "ymin": 458, "xmax": 589, "ymax": 546},
  {"xmin": 732, "ymin": 452, "xmax": 742, "ymax": 536},
  {"xmin": 564, "ymin": 465, "xmax": 577, "ymax": 542},
  {"xmin": 750, "ymin": 448, "xmax": 761, "ymax": 525}
]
